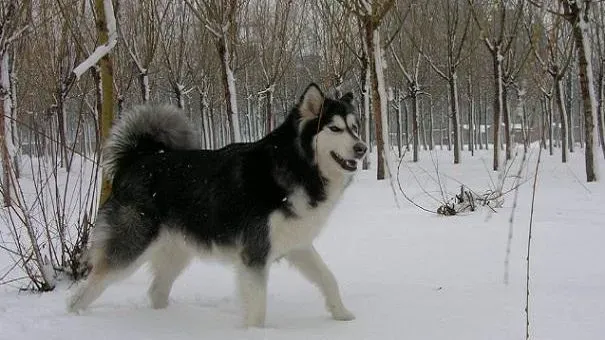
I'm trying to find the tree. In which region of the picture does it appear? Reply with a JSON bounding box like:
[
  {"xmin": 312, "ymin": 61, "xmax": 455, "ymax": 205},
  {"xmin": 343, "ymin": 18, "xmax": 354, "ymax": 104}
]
[
  {"xmin": 186, "ymin": 0, "xmax": 247, "ymax": 143},
  {"xmin": 251, "ymin": 0, "xmax": 306, "ymax": 132},
  {"xmin": 71, "ymin": 0, "xmax": 118, "ymax": 203},
  {"xmin": 120, "ymin": 0, "xmax": 168, "ymax": 103},
  {"xmin": 413, "ymin": 0, "xmax": 474, "ymax": 165},
  {"xmin": 469, "ymin": 0, "xmax": 525, "ymax": 170},
  {"xmin": 160, "ymin": 0, "xmax": 194, "ymax": 110},
  {"xmin": 591, "ymin": 0, "xmax": 605, "ymax": 159},
  {"xmin": 0, "ymin": 0, "xmax": 30, "ymax": 206},
  {"xmin": 529, "ymin": 0, "xmax": 600, "ymax": 181},
  {"xmin": 337, "ymin": 0, "xmax": 396, "ymax": 180},
  {"xmin": 528, "ymin": 12, "xmax": 575, "ymax": 163}
]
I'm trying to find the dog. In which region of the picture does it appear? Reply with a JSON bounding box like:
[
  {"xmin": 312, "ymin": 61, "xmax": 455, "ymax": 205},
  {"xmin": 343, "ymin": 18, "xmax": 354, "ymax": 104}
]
[{"xmin": 67, "ymin": 83, "xmax": 367, "ymax": 327}]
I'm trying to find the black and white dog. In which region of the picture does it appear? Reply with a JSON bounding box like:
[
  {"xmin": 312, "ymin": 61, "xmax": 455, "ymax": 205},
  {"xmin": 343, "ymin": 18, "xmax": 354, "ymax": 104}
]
[{"xmin": 68, "ymin": 83, "xmax": 367, "ymax": 327}]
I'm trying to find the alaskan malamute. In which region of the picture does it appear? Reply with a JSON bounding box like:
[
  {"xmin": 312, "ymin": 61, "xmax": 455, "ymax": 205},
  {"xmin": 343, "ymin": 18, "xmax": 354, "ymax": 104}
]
[{"xmin": 68, "ymin": 83, "xmax": 367, "ymax": 327}]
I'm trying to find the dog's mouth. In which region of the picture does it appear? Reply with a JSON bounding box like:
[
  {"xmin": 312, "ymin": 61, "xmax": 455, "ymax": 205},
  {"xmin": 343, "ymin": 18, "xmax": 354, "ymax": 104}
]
[{"xmin": 330, "ymin": 151, "xmax": 357, "ymax": 172}]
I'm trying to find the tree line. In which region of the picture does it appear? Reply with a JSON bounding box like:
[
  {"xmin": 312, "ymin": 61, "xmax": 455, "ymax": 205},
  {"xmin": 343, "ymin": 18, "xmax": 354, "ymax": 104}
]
[{"xmin": 0, "ymin": 0, "xmax": 604, "ymax": 190}]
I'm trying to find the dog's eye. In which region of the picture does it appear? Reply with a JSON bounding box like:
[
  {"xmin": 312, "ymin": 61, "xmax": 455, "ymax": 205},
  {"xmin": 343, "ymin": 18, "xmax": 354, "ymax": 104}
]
[
  {"xmin": 329, "ymin": 126, "xmax": 343, "ymax": 133},
  {"xmin": 351, "ymin": 125, "xmax": 359, "ymax": 134}
]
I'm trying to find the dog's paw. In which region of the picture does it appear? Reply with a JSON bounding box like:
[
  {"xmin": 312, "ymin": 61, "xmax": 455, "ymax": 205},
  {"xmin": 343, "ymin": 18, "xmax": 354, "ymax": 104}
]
[
  {"xmin": 66, "ymin": 293, "xmax": 84, "ymax": 314},
  {"xmin": 331, "ymin": 308, "xmax": 355, "ymax": 321}
]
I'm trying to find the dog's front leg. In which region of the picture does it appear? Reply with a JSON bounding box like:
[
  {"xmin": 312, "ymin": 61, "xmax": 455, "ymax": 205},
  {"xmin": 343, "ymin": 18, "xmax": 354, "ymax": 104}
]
[
  {"xmin": 236, "ymin": 263, "xmax": 268, "ymax": 327},
  {"xmin": 286, "ymin": 246, "xmax": 355, "ymax": 321}
]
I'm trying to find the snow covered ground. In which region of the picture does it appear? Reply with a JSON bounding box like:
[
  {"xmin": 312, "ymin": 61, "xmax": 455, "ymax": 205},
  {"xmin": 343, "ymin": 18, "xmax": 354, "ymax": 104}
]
[{"xmin": 1, "ymin": 148, "xmax": 604, "ymax": 340}]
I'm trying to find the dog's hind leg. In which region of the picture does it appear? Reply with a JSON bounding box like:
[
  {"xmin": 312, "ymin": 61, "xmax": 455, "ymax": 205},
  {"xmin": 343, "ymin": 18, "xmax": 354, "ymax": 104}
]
[
  {"xmin": 68, "ymin": 204, "xmax": 157, "ymax": 313},
  {"xmin": 147, "ymin": 231, "xmax": 192, "ymax": 309},
  {"xmin": 286, "ymin": 246, "xmax": 355, "ymax": 321},
  {"xmin": 67, "ymin": 253, "xmax": 111, "ymax": 313}
]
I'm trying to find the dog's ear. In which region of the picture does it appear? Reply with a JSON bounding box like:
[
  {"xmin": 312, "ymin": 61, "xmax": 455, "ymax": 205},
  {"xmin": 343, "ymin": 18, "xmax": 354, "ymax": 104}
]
[
  {"xmin": 299, "ymin": 83, "xmax": 325, "ymax": 119},
  {"xmin": 340, "ymin": 92, "xmax": 354, "ymax": 104}
]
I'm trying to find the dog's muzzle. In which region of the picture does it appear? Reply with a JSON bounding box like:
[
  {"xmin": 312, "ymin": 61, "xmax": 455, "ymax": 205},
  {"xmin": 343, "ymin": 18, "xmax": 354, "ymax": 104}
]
[{"xmin": 353, "ymin": 142, "xmax": 368, "ymax": 159}]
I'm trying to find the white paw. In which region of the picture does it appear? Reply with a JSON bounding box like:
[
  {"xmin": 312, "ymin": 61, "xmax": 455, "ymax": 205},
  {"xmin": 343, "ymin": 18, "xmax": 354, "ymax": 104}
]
[
  {"xmin": 66, "ymin": 292, "xmax": 84, "ymax": 313},
  {"xmin": 150, "ymin": 298, "xmax": 169, "ymax": 309},
  {"xmin": 243, "ymin": 319, "xmax": 265, "ymax": 328},
  {"xmin": 331, "ymin": 308, "xmax": 355, "ymax": 321}
]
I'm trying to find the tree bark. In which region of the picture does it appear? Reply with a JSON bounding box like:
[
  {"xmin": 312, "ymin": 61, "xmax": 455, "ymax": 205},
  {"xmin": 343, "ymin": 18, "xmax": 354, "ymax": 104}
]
[
  {"xmin": 139, "ymin": 70, "xmax": 150, "ymax": 102},
  {"xmin": 428, "ymin": 96, "xmax": 434, "ymax": 150},
  {"xmin": 95, "ymin": 0, "xmax": 116, "ymax": 204},
  {"xmin": 566, "ymin": 74, "xmax": 575, "ymax": 152},
  {"xmin": 492, "ymin": 49, "xmax": 504, "ymax": 170},
  {"xmin": 555, "ymin": 77, "xmax": 569, "ymax": 163},
  {"xmin": 570, "ymin": 2, "xmax": 599, "ymax": 181},
  {"xmin": 365, "ymin": 20, "xmax": 386, "ymax": 180},
  {"xmin": 217, "ymin": 35, "xmax": 240, "ymax": 143},
  {"xmin": 598, "ymin": 67, "xmax": 605, "ymax": 159},
  {"xmin": 548, "ymin": 94, "xmax": 554, "ymax": 156},
  {"xmin": 449, "ymin": 73, "xmax": 461, "ymax": 164},
  {"xmin": 412, "ymin": 93, "xmax": 419, "ymax": 162}
]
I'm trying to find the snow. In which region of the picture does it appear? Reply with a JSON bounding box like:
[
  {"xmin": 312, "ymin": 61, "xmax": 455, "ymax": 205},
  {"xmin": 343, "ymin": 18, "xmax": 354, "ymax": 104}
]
[
  {"xmin": 1, "ymin": 148, "xmax": 605, "ymax": 339},
  {"xmin": 73, "ymin": 0, "xmax": 117, "ymax": 79}
]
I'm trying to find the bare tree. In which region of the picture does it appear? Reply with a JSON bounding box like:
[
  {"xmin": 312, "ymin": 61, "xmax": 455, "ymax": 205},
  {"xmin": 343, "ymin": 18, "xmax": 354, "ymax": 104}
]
[
  {"xmin": 252, "ymin": 0, "xmax": 307, "ymax": 131},
  {"xmin": 413, "ymin": 0, "xmax": 474, "ymax": 165},
  {"xmin": 160, "ymin": 0, "xmax": 193, "ymax": 110},
  {"xmin": 0, "ymin": 1, "xmax": 30, "ymax": 206},
  {"xmin": 186, "ymin": 0, "xmax": 247, "ymax": 143},
  {"xmin": 120, "ymin": 0, "xmax": 168, "ymax": 103},
  {"xmin": 469, "ymin": 0, "xmax": 525, "ymax": 170},
  {"xmin": 528, "ymin": 12, "xmax": 575, "ymax": 162},
  {"xmin": 591, "ymin": 1, "xmax": 605, "ymax": 159},
  {"xmin": 530, "ymin": 0, "xmax": 600, "ymax": 181},
  {"xmin": 337, "ymin": 0, "xmax": 396, "ymax": 180}
]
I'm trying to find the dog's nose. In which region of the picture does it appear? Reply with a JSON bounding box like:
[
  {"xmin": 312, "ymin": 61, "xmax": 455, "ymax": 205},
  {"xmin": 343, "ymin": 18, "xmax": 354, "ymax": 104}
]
[{"xmin": 353, "ymin": 142, "xmax": 368, "ymax": 158}]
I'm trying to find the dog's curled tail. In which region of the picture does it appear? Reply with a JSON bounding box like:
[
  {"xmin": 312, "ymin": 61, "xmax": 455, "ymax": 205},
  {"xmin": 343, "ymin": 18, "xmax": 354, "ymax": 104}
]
[{"xmin": 103, "ymin": 104, "xmax": 197, "ymax": 180}]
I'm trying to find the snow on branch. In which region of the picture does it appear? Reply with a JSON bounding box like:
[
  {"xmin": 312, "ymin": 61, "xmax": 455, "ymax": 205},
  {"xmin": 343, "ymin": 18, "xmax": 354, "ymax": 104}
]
[{"xmin": 72, "ymin": 0, "xmax": 117, "ymax": 80}]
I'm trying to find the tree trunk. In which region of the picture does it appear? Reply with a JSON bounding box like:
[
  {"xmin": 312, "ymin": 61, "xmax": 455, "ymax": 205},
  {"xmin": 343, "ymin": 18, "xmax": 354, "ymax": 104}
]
[
  {"xmin": 0, "ymin": 84, "xmax": 11, "ymax": 207},
  {"xmin": 264, "ymin": 86, "xmax": 274, "ymax": 133},
  {"xmin": 566, "ymin": 74, "xmax": 575, "ymax": 152},
  {"xmin": 365, "ymin": 21, "xmax": 387, "ymax": 180},
  {"xmin": 428, "ymin": 96, "xmax": 434, "ymax": 150},
  {"xmin": 438, "ymin": 103, "xmax": 444, "ymax": 150},
  {"xmin": 360, "ymin": 51, "xmax": 371, "ymax": 170},
  {"xmin": 403, "ymin": 101, "xmax": 409, "ymax": 151},
  {"xmin": 446, "ymin": 92, "xmax": 452, "ymax": 151},
  {"xmin": 217, "ymin": 36, "xmax": 241, "ymax": 143},
  {"xmin": 468, "ymin": 76, "xmax": 474, "ymax": 156},
  {"xmin": 556, "ymin": 77, "xmax": 569, "ymax": 163},
  {"xmin": 175, "ymin": 84, "xmax": 185, "ymax": 110},
  {"xmin": 571, "ymin": 3, "xmax": 599, "ymax": 181},
  {"xmin": 7, "ymin": 51, "xmax": 19, "ymax": 178},
  {"xmin": 449, "ymin": 73, "xmax": 461, "ymax": 164},
  {"xmin": 502, "ymin": 85, "xmax": 512, "ymax": 160},
  {"xmin": 412, "ymin": 93, "xmax": 419, "ymax": 162},
  {"xmin": 420, "ymin": 99, "xmax": 428, "ymax": 151},
  {"xmin": 139, "ymin": 70, "xmax": 150, "ymax": 102},
  {"xmin": 95, "ymin": 0, "xmax": 116, "ymax": 204},
  {"xmin": 477, "ymin": 92, "xmax": 484, "ymax": 150},
  {"xmin": 396, "ymin": 94, "xmax": 402, "ymax": 158},
  {"xmin": 598, "ymin": 67, "xmax": 605, "ymax": 159},
  {"xmin": 548, "ymin": 95, "xmax": 554, "ymax": 156},
  {"xmin": 492, "ymin": 49, "xmax": 504, "ymax": 170}
]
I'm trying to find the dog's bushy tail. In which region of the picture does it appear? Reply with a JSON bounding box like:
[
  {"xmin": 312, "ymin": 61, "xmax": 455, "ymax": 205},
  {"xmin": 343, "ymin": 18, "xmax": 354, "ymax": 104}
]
[{"xmin": 102, "ymin": 104, "xmax": 197, "ymax": 180}]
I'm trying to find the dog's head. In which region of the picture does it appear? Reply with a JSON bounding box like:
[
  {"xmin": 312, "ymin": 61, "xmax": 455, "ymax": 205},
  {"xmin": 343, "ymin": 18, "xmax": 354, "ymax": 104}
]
[{"xmin": 296, "ymin": 83, "xmax": 368, "ymax": 176}]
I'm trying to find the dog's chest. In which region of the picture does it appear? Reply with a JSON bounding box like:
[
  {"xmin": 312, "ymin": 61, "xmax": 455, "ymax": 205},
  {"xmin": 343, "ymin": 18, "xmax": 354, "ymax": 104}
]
[{"xmin": 268, "ymin": 183, "xmax": 343, "ymax": 260}]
